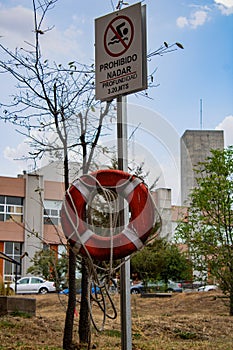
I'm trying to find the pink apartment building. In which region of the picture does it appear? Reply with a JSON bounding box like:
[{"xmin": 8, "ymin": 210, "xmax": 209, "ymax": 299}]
[{"xmin": 0, "ymin": 170, "xmax": 66, "ymax": 282}]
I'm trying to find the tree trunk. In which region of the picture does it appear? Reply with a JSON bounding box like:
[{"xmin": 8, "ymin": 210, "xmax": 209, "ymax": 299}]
[
  {"xmin": 230, "ymin": 287, "xmax": 233, "ymax": 316},
  {"xmin": 63, "ymin": 246, "xmax": 77, "ymax": 349},
  {"xmin": 79, "ymin": 257, "xmax": 91, "ymax": 347}
]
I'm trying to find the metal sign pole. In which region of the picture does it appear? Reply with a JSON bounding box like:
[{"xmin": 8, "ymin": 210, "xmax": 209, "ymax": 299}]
[
  {"xmin": 117, "ymin": 95, "xmax": 132, "ymax": 350},
  {"xmin": 95, "ymin": 4, "xmax": 147, "ymax": 348}
]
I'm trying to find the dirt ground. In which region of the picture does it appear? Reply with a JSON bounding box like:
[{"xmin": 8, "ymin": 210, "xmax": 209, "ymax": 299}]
[{"xmin": 0, "ymin": 291, "xmax": 233, "ymax": 349}]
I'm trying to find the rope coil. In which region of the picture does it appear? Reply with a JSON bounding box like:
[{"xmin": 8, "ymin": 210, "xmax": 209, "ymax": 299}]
[
  {"xmin": 61, "ymin": 169, "xmax": 157, "ymax": 261},
  {"xmin": 60, "ymin": 169, "xmax": 161, "ymax": 332}
]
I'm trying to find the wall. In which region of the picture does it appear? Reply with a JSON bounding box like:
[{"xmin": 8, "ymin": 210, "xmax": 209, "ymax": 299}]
[
  {"xmin": 152, "ymin": 188, "xmax": 172, "ymax": 240},
  {"xmin": 22, "ymin": 174, "xmax": 44, "ymax": 274},
  {"xmin": 181, "ymin": 130, "xmax": 224, "ymax": 205}
]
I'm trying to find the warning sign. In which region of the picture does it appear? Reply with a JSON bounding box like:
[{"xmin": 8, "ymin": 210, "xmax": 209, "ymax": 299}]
[
  {"xmin": 95, "ymin": 3, "xmax": 147, "ymax": 101},
  {"xmin": 104, "ymin": 15, "xmax": 134, "ymax": 57}
]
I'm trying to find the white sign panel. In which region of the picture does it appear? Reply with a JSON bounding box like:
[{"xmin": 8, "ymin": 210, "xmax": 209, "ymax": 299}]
[{"xmin": 95, "ymin": 3, "xmax": 147, "ymax": 101}]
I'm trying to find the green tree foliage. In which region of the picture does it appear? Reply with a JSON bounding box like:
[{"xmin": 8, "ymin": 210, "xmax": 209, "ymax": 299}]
[
  {"xmin": 176, "ymin": 147, "xmax": 233, "ymax": 315},
  {"xmin": 130, "ymin": 238, "xmax": 192, "ymax": 283},
  {"xmin": 27, "ymin": 248, "xmax": 68, "ymax": 289}
]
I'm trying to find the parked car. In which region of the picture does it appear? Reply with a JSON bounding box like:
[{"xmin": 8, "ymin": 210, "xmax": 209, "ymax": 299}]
[
  {"xmin": 178, "ymin": 280, "xmax": 205, "ymax": 290},
  {"xmin": 166, "ymin": 281, "xmax": 183, "ymax": 292},
  {"xmin": 130, "ymin": 280, "xmax": 183, "ymax": 294},
  {"xmin": 197, "ymin": 284, "xmax": 218, "ymax": 292},
  {"xmin": 59, "ymin": 284, "xmax": 101, "ymax": 295},
  {"xmin": 130, "ymin": 282, "xmax": 143, "ymax": 294},
  {"xmin": 10, "ymin": 276, "xmax": 56, "ymax": 294}
]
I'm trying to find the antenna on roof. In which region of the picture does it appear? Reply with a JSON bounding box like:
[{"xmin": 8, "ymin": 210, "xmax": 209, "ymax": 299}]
[{"xmin": 200, "ymin": 98, "xmax": 203, "ymax": 130}]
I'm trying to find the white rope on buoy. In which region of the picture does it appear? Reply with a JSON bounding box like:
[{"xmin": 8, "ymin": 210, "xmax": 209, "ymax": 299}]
[{"xmin": 62, "ymin": 172, "xmax": 161, "ymax": 332}]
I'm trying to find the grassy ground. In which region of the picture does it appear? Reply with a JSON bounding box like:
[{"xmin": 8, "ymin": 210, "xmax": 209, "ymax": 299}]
[{"xmin": 0, "ymin": 291, "xmax": 232, "ymax": 349}]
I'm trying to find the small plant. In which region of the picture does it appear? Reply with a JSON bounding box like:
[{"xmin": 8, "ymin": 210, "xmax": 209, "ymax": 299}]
[
  {"xmin": 10, "ymin": 310, "xmax": 32, "ymax": 318},
  {"xmin": 0, "ymin": 320, "xmax": 17, "ymax": 328},
  {"xmin": 174, "ymin": 329, "xmax": 197, "ymax": 339},
  {"xmin": 103, "ymin": 329, "xmax": 121, "ymax": 338},
  {"xmin": 132, "ymin": 332, "xmax": 142, "ymax": 339}
]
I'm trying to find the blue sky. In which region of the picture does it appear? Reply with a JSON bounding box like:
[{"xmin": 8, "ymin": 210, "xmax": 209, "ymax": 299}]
[{"xmin": 0, "ymin": 0, "xmax": 232, "ymax": 203}]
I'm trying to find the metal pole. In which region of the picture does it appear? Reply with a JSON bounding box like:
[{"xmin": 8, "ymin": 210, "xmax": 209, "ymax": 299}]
[
  {"xmin": 15, "ymin": 264, "xmax": 18, "ymax": 294},
  {"xmin": 200, "ymin": 98, "xmax": 203, "ymax": 130},
  {"xmin": 117, "ymin": 95, "xmax": 132, "ymax": 350}
]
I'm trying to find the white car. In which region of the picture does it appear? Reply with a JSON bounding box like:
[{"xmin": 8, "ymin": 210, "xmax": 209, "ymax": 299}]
[
  {"xmin": 197, "ymin": 284, "xmax": 218, "ymax": 292},
  {"xmin": 10, "ymin": 276, "xmax": 56, "ymax": 294}
]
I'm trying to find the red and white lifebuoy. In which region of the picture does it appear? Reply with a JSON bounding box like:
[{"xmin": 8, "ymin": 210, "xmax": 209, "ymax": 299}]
[{"xmin": 61, "ymin": 169, "xmax": 156, "ymax": 261}]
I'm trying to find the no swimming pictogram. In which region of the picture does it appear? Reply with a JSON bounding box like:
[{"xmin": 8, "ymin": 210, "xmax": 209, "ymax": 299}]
[{"xmin": 104, "ymin": 15, "xmax": 134, "ymax": 57}]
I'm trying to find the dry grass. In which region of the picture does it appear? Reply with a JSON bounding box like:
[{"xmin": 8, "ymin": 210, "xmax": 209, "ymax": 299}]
[{"xmin": 0, "ymin": 291, "xmax": 233, "ymax": 349}]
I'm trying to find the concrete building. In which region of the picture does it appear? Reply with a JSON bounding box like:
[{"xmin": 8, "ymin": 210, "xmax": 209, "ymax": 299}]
[
  {"xmin": 180, "ymin": 130, "xmax": 224, "ymax": 205},
  {"xmin": 0, "ymin": 169, "xmax": 66, "ymax": 282},
  {"xmin": 152, "ymin": 188, "xmax": 172, "ymax": 240}
]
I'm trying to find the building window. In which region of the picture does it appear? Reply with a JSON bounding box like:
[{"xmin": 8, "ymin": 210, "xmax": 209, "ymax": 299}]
[
  {"xmin": 4, "ymin": 242, "xmax": 22, "ymax": 282},
  {"xmin": 44, "ymin": 200, "xmax": 62, "ymax": 225},
  {"xmin": 0, "ymin": 196, "xmax": 23, "ymax": 223}
]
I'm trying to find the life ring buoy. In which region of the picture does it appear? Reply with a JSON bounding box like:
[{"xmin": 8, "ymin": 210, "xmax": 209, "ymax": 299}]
[{"xmin": 61, "ymin": 169, "xmax": 156, "ymax": 261}]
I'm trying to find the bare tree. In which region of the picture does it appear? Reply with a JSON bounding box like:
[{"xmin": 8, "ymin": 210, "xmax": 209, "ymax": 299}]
[
  {"xmin": 0, "ymin": 0, "xmax": 113, "ymax": 348},
  {"xmin": 0, "ymin": 1, "xmax": 184, "ymax": 348}
]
